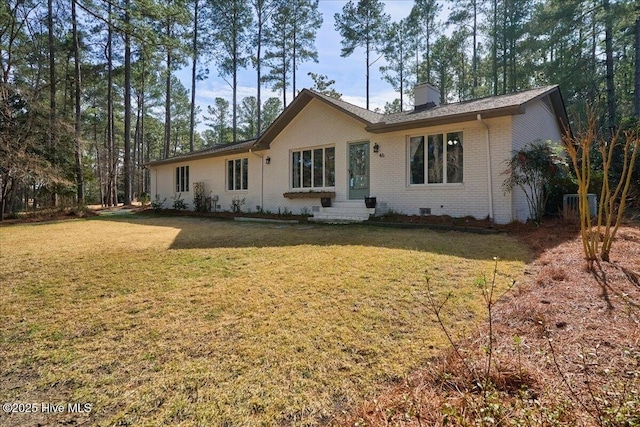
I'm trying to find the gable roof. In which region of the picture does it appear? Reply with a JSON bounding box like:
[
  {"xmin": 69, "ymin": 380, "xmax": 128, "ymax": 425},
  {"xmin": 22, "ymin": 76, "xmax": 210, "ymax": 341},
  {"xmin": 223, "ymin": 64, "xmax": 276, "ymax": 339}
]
[
  {"xmin": 254, "ymin": 89, "xmax": 383, "ymax": 148},
  {"xmin": 147, "ymin": 85, "xmax": 569, "ymax": 166}
]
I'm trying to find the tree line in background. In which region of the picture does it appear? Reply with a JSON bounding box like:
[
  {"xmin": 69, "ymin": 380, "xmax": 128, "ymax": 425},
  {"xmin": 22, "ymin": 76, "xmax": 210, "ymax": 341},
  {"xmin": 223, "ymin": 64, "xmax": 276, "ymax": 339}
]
[{"xmin": 1, "ymin": 0, "xmax": 639, "ymax": 218}]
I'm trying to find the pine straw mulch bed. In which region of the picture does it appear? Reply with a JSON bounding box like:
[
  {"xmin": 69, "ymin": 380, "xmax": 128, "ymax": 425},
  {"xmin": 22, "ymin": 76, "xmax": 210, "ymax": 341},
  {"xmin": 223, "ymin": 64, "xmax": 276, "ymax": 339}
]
[
  {"xmin": 339, "ymin": 220, "xmax": 640, "ymax": 426},
  {"xmin": 0, "ymin": 208, "xmax": 100, "ymax": 225},
  {"xmin": 150, "ymin": 208, "xmax": 311, "ymax": 222}
]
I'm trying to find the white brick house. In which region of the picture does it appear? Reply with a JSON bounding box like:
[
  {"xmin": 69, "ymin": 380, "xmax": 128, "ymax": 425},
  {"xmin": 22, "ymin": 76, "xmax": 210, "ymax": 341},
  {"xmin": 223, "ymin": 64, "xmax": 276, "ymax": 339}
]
[{"xmin": 148, "ymin": 84, "xmax": 568, "ymax": 224}]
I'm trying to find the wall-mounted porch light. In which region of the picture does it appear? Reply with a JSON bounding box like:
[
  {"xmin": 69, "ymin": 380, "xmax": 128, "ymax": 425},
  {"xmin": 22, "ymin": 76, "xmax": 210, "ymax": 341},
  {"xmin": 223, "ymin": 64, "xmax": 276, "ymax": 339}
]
[
  {"xmin": 265, "ymin": 156, "xmax": 271, "ymax": 164},
  {"xmin": 373, "ymin": 143, "xmax": 379, "ymax": 153}
]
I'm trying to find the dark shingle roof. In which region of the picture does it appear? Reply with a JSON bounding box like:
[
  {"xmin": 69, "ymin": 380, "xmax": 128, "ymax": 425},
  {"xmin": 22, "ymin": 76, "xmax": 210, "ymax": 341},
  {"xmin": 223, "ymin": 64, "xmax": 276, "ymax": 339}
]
[
  {"xmin": 146, "ymin": 139, "xmax": 256, "ymax": 167},
  {"xmin": 366, "ymin": 85, "xmax": 562, "ymax": 132}
]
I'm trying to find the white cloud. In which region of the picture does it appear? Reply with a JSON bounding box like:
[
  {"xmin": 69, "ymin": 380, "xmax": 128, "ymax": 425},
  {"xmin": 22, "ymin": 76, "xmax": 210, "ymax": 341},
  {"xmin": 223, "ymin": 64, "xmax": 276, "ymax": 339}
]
[{"xmin": 342, "ymin": 88, "xmax": 404, "ymax": 112}]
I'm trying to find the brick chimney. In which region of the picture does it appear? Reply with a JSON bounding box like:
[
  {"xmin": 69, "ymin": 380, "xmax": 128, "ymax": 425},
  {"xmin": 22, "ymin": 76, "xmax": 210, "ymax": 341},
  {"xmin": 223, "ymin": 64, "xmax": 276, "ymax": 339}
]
[{"xmin": 414, "ymin": 82, "xmax": 440, "ymax": 111}]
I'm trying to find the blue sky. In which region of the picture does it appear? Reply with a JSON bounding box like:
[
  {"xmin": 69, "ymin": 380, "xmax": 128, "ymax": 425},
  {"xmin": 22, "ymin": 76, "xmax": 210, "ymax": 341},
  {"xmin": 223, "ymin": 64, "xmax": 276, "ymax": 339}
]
[{"xmin": 187, "ymin": 0, "xmax": 423, "ymax": 128}]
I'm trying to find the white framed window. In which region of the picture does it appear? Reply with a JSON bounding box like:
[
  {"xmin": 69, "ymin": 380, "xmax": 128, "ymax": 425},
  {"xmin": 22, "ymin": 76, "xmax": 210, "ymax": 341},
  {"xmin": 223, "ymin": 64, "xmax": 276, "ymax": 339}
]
[
  {"xmin": 291, "ymin": 146, "xmax": 335, "ymax": 189},
  {"xmin": 409, "ymin": 132, "xmax": 463, "ymax": 185},
  {"xmin": 175, "ymin": 166, "xmax": 189, "ymax": 192},
  {"xmin": 227, "ymin": 158, "xmax": 248, "ymax": 191}
]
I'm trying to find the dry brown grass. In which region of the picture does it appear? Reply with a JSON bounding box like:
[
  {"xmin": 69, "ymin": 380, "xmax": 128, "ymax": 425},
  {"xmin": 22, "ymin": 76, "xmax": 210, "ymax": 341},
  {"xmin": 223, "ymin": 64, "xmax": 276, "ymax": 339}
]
[{"xmin": 0, "ymin": 214, "xmax": 530, "ymax": 426}]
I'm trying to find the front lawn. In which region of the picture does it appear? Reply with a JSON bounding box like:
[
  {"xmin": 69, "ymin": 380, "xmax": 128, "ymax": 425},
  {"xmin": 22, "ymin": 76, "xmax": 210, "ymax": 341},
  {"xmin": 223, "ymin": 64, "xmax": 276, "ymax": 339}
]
[{"xmin": 0, "ymin": 215, "xmax": 530, "ymax": 426}]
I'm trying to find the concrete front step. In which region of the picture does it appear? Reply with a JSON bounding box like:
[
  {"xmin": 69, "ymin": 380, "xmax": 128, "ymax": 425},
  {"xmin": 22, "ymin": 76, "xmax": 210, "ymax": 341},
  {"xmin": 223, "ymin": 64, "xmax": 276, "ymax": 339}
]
[
  {"xmin": 309, "ymin": 217, "xmax": 366, "ymax": 224},
  {"xmin": 311, "ymin": 203, "xmax": 376, "ymax": 223}
]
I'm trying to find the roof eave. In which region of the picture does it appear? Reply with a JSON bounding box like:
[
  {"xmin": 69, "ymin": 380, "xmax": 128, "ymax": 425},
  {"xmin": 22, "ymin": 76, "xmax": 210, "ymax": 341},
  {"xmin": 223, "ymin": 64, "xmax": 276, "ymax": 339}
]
[
  {"xmin": 365, "ymin": 105, "xmax": 524, "ymax": 134},
  {"xmin": 146, "ymin": 144, "xmax": 258, "ymax": 167},
  {"xmin": 550, "ymin": 88, "xmax": 571, "ymax": 137}
]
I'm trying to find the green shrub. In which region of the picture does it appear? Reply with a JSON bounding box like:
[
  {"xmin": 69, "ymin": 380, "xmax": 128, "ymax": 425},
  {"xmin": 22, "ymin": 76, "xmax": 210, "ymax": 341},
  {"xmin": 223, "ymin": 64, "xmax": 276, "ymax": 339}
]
[
  {"xmin": 151, "ymin": 194, "xmax": 166, "ymax": 211},
  {"xmin": 193, "ymin": 182, "xmax": 210, "ymax": 212},
  {"xmin": 172, "ymin": 194, "xmax": 187, "ymax": 211},
  {"xmin": 230, "ymin": 197, "xmax": 245, "ymax": 213},
  {"xmin": 139, "ymin": 192, "xmax": 151, "ymax": 206},
  {"xmin": 503, "ymin": 140, "xmax": 568, "ymax": 222}
]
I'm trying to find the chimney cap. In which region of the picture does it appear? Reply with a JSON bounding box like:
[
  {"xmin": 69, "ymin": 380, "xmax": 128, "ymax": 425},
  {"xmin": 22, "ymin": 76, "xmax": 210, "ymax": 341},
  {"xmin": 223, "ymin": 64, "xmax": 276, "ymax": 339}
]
[
  {"xmin": 415, "ymin": 81, "xmax": 439, "ymax": 90},
  {"xmin": 414, "ymin": 82, "xmax": 441, "ymax": 111}
]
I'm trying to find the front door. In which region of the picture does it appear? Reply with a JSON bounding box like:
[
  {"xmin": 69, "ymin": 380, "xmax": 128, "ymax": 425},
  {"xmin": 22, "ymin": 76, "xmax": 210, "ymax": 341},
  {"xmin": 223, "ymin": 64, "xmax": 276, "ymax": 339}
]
[{"xmin": 348, "ymin": 141, "xmax": 369, "ymax": 200}]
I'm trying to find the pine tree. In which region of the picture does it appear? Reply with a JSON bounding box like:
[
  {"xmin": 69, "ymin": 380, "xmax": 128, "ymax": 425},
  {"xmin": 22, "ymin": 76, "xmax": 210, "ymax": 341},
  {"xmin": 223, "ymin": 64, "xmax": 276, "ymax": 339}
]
[
  {"xmin": 289, "ymin": 0, "xmax": 322, "ymax": 96},
  {"xmin": 431, "ymin": 35, "xmax": 455, "ymax": 102},
  {"xmin": 263, "ymin": 0, "xmax": 321, "ymax": 107},
  {"xmin": 308, "ymin": 72, "xmax": 342, "ymax": 99},
  {"xmin": 209, "ymin": 0, "xmax": 252, "ymax": 142},
  {"xmin": 380, "ymin": 19, "xmax": 414, "ymax": 110},
  {"xmin": 334, "ymin": 0, "xmax": 388, "ymax": 110},
  {"xmin": 188, "ymin": 0, "xmax": 203, "ymax": 152},
  {"xmin": 447, "ymin": 0, "xmax": 481, "ymax": 97},
  {"xmin": 250, "ymin": 0, "xmax": 278, "ymax": 135},
  {"xmin": 204, "ymin": 98, "xmax": 232, "ymax": 145},
  {"xmin": 238, "ymin": 96, "xmax": 259, "ymax": 139},
  {"xmin": 408, "ymin": 0, "xmax": 442, "ymax": 84},
  {"xmin": 159, "ymin": 0, "xmax": 189, "ymax": 158},
  {"xmin": 261, "ymin": 97, "xmax": 282, "ymax": 129}
]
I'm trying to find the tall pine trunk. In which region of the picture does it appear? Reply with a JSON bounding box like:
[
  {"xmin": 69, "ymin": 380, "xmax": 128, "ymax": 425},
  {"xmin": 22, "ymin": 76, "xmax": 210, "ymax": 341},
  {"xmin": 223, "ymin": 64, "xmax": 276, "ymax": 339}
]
[
  {"xmin": 502, "ymin": 0, "xmax": 507, "ymax": 95},
  {"xmin": 282, "ymin": 46, "xmax": 287, "ymax": 107},
  {"xmin": 256, "ymin": 4, "xmax": 263, "ymax": 135},
  {"xmin": 399, "ymin": 36, "xmax": 403, "ymax": 108},
  {"xmin": 292, "ymin": 1, "xmax": 298, "ymax": 99},
  {"xmin": 604, "ymin": 0, "xmax": 616, "ymax": 134},
  {"xmin": 134, "ymin": 100, "xmax": 140, "ymax": 198},
  {"xmin": 107, "ymin": 4, "xmax": 116, "ymax": 206},
  {"xmin": 48, "ymin": 0, "xmax": 57, "ymax": 206},
  {"xmin": 365, "ymin": 37, "xmax": 370, "ymax": 110},
  {"xmin": 472, "ymin": 0, "xmax": 477, "ymax": 97},
  {"xmin": 189, "ymin": 0, "xmax": 198, "ymax": 151},
  {"xmin": 71, "ymin": 0, "xmax": 83, "ymax": 204},
  {"xmin": 141, "ymin": 58, "xmax": 149, "ymax": 194},
  {"xmin": 164, "ymin": 2, "xmax": 172, "ymax": 159},
  {"xmin": 281, "ymin": 22, "xmax": 287, "ymax": 108},
  {"xmin": 425, "ymin": 22, "xmax": 431, "ymax": 83},
  {"xmin": 635, "ymin": 9, "xmax": 640, "ymax": 118},
  {"xmin": 492, "ymin": 0, "xmax": 498, "ymax": 96},
  {"xmin": 231, "ymin": 1, "xmax": 238, "ymax": 142},
  {"xmin": 124, "ymin": 0, "xmax": 132, "ymax": 204}
]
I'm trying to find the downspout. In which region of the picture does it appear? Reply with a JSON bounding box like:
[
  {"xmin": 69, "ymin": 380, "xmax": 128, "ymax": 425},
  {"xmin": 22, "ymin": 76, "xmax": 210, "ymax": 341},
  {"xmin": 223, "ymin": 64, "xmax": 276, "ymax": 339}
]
[
  {"xmin": 477, "ymin": 114, "xmax": 494, "ymax": 221},
  {"xmin": 248, "ymin": 149, "xmax": 264, "ymax": 211}
]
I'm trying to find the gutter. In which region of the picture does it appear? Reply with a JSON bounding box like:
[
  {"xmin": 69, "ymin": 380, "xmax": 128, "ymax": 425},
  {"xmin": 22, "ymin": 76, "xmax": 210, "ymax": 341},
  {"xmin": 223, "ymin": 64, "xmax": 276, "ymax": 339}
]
[
  {"xmin": 477, "ymin": 114, "xmax": 494, "ymax": 221},
  {"xmin": 152, "ymin": 166, "xmax": 158, "ymax": 199},
  {"xmin": 249, "ymin": 148, "xmax": 264, "ymax": 210}
]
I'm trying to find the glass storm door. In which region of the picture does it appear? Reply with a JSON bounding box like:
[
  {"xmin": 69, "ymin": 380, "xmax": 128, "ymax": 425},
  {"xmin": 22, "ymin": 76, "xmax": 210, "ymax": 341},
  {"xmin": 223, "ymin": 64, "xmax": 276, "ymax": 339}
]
[{"xmin": 348, "ymin": 141, "xmax": 369, "ymax": 200}]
